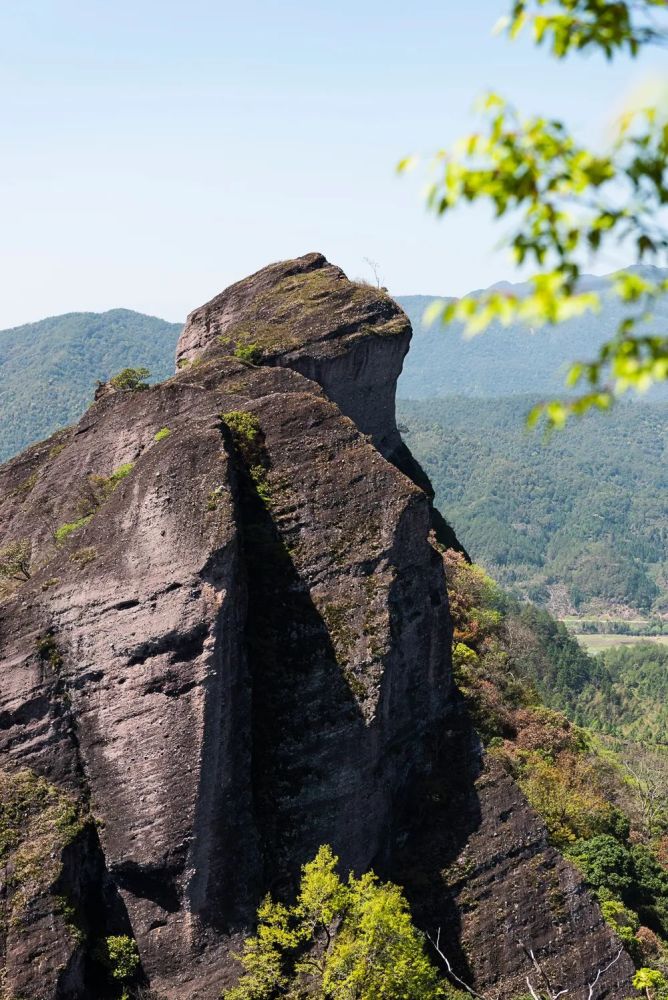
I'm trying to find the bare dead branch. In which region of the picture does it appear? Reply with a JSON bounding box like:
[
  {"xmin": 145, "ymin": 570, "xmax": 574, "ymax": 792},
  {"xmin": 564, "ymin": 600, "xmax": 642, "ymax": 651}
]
[
  {"xmin": 519, "ymin": 941, "xmax": 564, "ymax": 1000},
  {"xmin": 362, "ymin": 256, "xmax": 383, "ymax": 288},
  {"xmin": 586, "ymin": 948, "xmax": 625, "ymax": 1000},
  {"xmin": 427, "ymin": 928, "xmax": 491, "ymax": 1000},
  {"xmin": 526, "ymin": 977, "xmax": 543, "ymax": 1000},
  {"xmin": 428, "ymin": 930, "xmax": 624, "ymax": 1000}
]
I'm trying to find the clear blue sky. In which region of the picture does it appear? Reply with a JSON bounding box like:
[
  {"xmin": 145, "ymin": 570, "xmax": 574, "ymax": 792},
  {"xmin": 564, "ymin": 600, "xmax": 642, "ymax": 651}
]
[{"xmin": 1, "ymin": 1, "xmax": 664, "ymax": 327}]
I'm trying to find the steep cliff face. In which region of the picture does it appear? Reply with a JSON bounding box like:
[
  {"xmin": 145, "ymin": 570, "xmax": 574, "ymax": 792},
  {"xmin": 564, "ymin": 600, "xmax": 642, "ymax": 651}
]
[
  {"xmin": 394, "ymin": 721, "xmax": 635, "ymax": 1000},
  {"xmin": 0, "ymin": 255, "xmax": 633, "ymax": 999}
]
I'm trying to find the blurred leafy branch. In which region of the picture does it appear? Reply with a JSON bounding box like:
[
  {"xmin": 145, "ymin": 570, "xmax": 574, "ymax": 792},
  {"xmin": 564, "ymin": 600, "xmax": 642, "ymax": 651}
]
[
  {"xmin": 503, "ymin": 0, "xmax": 668, "ymax": 57},
  {"xmin": 400, "ymin": 0, "xmax": 668, "ymax": 428}
]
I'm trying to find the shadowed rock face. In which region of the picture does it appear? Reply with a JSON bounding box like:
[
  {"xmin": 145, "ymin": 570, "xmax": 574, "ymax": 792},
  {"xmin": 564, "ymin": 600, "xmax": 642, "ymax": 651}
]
[
  {"xmin": 0, "ymin": 255, "xmax": 633, "ymax": 999},
  {"xmin": 394, "ymin": 718, "xmax": 635, "ymax": 1000}
]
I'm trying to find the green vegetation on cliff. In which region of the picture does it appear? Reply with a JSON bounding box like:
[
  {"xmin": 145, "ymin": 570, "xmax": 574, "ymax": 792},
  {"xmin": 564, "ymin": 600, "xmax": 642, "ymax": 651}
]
[
  {"xmin": 0, "ymin": 768, "xmax": 86, "ymax": 926},
  {"xmin": 442, "ymin": 548, "xmax": 668, "ymax": 977}
]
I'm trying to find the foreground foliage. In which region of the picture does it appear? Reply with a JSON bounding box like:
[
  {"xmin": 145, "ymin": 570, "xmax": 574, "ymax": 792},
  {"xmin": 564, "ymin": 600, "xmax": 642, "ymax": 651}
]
[
  {"xmin": 402, "ymin": 0, "xmax": 668, "ymax": 426},
  {"xmin": 225, "ymin": 845, "xmax": 442, "ymax": 999},
  {"xmin": 398, "ymin": 276, "xmax": 668, "ymax": 403}
]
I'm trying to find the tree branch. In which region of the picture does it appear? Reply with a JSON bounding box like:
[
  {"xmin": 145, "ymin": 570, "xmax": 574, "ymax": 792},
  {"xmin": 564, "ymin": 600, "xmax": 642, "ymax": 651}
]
[
  {"xmin": 586, "ymin": 948, "xmax": 625, "ymax": 1000},
  {"xmin": 426, "ymin": 928, "xmax": 492, "ymax": 1000}
]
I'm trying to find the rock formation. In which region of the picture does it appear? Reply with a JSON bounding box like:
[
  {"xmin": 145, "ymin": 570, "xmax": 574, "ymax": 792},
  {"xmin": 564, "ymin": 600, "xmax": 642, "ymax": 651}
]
[{"xmin": 0, "ymin": 254, "xmax": 633, "ymax": 998}]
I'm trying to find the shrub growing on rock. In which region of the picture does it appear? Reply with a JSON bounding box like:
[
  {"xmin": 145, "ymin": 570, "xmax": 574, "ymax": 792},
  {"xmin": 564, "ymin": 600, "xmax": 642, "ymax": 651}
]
[
  {"xmin": 233, "ymin": 342, "xmax": 264, "ymax": 365},
  {"xmin": 221, "ymin": 411, "xmax": 271, "ymax": 504},
  {"xmin": 0, "ymin": 539, "xmax": 32, "ymax": 581},
  {"xmin": 75, "ymin": 463, "xmax": 135, "ymax": 519},
  {"xmin": 109, "ymin": 367, "xmax": 151, "ymax": 391},
  {"xmin": 95, "ymin": 934, "xmax": 140, "ymax": 998},
  {"xmin": 633, "ymin": 967, "xmax": 668, "ymax": 1000},
  {"xmin": 0, "ymin": 768, "xmax": 85, "ymax": 926},
  {"xmin": 54, "ymin": 516, "xmax": 92, "ymax": 545}
]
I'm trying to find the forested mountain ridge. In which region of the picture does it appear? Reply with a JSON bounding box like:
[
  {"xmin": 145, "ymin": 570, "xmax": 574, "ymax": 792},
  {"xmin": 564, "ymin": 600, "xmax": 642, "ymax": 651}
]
[
  {"xmin": 397, "ymin": 265, "xmax": 668, "ymax": 399},
  {"xmin": 0, "ymin": 309, "xmax": 181, "ymax": 462},
  {"xmin": 399, "ymin": 395, "xmax": 668, "ymax": 617}
]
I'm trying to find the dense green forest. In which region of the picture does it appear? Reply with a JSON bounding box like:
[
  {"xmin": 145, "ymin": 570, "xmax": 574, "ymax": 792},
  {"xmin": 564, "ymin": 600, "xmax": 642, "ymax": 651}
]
[
  {"xmin": 399, "ymin": 396, "xmax": 668, "ymax": 617},
  {"xmin": 0, "ymin": 310, "xmax": 181, "ymax": 462},
  {"xmin": 581, "ymin": 644, "xmax": 668, "ymax": 744}
]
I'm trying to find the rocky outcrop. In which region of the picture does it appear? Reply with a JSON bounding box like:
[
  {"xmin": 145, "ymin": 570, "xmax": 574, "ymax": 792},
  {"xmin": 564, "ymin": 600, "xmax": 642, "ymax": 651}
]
[
  {"xmin": 0, "ymin": 254, "xmax": 632, "ymax": 999},
  {"xmin": 177, "ymin": 252, "xmax": 464, "ymax": 554},
  {"xmin": 176, "ymin": 253, "xmax": 410, "ymax": 466}
]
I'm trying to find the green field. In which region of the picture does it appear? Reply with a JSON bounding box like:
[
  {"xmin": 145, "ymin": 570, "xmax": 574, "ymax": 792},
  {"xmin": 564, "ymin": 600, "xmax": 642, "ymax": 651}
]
[
  {"xmin": 562, "ymin": 616, "xmax": 652, "ymax": 626},
  {"xmin": 575, "ymin": 633, "xmax": 668, "ymax": 654}
]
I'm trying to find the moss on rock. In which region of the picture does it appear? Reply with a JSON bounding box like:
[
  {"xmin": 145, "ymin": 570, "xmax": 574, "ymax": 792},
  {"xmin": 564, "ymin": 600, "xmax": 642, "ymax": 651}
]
[{"xmin": 0, "ymin": 768, "xmax": 86, "ymax": 926}]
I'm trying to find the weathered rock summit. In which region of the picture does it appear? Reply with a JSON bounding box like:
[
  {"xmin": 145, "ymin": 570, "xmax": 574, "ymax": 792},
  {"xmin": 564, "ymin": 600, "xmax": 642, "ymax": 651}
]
[
  {"xmin": 0, "ymin": 255, "xmax": 633, "ymax": 999},
  {"xmin": 177, "ymin": 253, "xmax": 408, "ymax": 460}
]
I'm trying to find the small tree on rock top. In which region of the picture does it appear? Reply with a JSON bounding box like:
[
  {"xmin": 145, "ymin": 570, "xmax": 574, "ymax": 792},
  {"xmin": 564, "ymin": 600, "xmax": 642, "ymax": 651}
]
[{"xmin": 109, "ymin": 367, "xmax": 151, "ymax": 391}]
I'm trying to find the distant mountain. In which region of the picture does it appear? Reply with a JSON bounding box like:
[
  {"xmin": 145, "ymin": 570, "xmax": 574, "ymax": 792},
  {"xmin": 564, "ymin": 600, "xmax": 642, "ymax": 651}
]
[
  {"xmin": 0, "ymin": 310, "xmax": 181, "ymax": 462},
  {"xmin": 396, "ymin": 266, "xmax": 668, "ymax": 399}
]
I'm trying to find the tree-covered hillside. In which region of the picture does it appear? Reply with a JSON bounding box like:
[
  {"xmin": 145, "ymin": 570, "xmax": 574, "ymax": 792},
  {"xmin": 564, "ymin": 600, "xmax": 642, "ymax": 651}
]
[
  {"xmin": 494, "ymin": 598, "xmax": 668, "ymax": 744},
  {"xmin": 398, "ymin": 396, "xmax": 668, "ymax": 616},
  {"xmin": 397, "ymin": 267, "xmax": 668, "ymax": 400},
  {"xmin": 0, "ymin": 310, "xmax": 181, "ymax": 463},
  {"xmin": 442, "ymin": 548, "xmax": 668, "ymax": 979},
  {"xmin": 581, "ymin": 644, "xmax": 668, "ymax": 744}
]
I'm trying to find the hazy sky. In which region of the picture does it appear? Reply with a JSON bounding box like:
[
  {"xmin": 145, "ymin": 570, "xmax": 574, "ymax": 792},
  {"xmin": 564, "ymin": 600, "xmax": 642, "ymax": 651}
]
[{"xmin": 1, "ymin": 1, "xmax": 665, "ymax": 328}]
